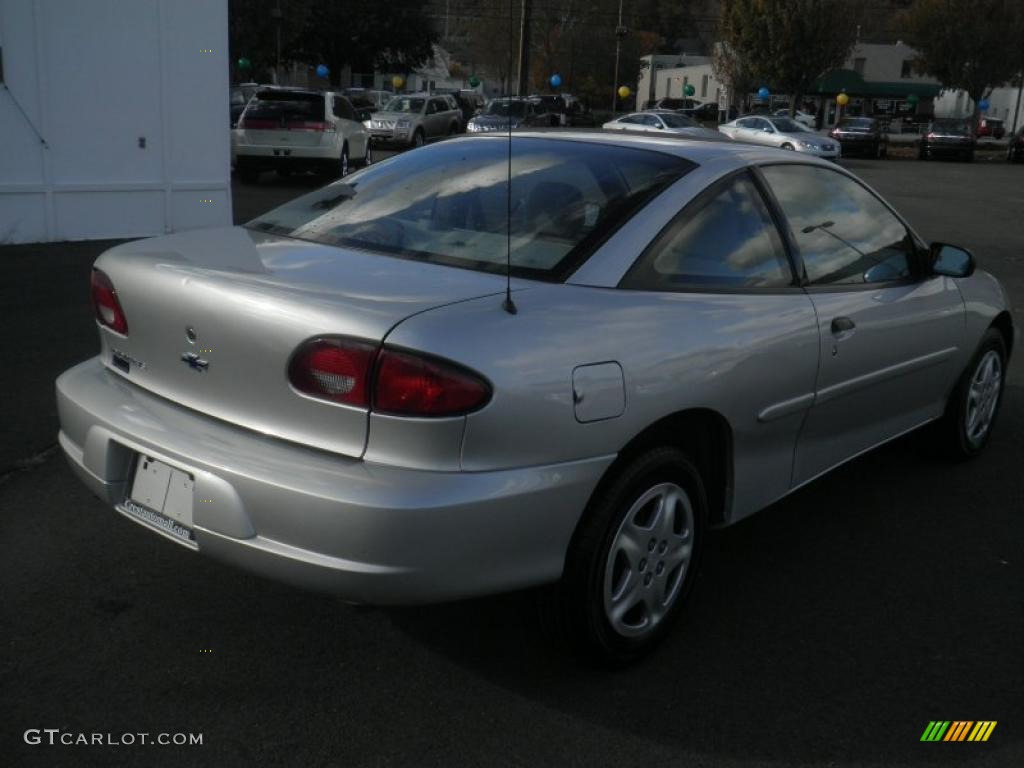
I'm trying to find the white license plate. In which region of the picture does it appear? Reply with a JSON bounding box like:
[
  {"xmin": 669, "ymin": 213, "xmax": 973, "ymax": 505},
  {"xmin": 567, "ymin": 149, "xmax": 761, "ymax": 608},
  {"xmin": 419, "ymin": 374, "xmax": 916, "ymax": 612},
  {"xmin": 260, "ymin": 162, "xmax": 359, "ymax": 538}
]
[{"xmin": 122, "ymin": 456, "xmax": 195, "ymax": 546}]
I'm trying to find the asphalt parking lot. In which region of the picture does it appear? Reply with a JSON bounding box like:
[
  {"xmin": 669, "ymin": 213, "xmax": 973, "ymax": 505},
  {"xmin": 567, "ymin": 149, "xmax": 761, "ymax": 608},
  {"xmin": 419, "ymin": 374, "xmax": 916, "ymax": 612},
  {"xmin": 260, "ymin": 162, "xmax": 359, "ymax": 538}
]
[{"xmin": 1, "ymin": 149, "xmax": 1022, "ymax": 767}]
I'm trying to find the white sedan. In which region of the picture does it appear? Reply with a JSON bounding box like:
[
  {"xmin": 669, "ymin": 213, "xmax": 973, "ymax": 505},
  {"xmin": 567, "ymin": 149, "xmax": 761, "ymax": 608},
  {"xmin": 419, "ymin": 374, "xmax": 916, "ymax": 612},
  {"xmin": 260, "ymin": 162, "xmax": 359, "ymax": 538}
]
[
  {"xmin": 719, "ymin": 115, "xmax": 840, "ymax": 159},
  {"xmin": 603, "ymin": 111, "xmax": 722, "ymax": 140}
]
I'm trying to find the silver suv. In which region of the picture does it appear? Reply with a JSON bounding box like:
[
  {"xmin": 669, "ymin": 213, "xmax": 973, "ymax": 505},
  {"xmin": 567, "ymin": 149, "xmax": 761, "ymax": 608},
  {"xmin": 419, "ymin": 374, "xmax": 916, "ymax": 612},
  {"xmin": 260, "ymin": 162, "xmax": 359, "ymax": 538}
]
[{"xmin": 369, "ymin": 93, "xmax": 462, "ymax": 148}]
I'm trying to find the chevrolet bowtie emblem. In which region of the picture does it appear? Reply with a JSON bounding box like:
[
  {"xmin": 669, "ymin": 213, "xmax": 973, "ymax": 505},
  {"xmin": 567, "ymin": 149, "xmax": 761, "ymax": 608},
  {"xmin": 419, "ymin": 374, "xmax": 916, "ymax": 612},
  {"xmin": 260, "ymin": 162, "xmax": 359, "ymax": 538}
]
[{"xmin": 181, "ymin": 352, "xmax": 209, "ymax": 372}]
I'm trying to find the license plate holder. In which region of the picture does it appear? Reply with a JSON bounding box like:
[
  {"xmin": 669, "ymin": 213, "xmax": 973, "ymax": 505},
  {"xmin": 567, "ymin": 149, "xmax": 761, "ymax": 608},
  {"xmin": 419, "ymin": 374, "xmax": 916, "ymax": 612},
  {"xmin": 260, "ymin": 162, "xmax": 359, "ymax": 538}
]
[{"xmin": 121, "ymin": 455, "xmax": 196, "ymax": 547}]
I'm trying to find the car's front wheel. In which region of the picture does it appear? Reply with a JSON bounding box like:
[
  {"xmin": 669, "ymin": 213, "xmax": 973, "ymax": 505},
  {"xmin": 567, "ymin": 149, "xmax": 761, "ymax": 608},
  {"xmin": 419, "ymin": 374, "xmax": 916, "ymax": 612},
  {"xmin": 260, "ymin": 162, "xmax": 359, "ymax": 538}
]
[
  {"xmin": 541, "ymin": 447, "xmax": 706, "ymax": 663},
  {"xmin": 940, "ymin": 328, "xmax": 1007, "ymax": 459},
  {"xmin": 412, "ymin": 129, "xmax": 425, "ymax": 148},
  {"xmin": 780, "ymin": 142, "xmax": 795, "ymax": 150}
]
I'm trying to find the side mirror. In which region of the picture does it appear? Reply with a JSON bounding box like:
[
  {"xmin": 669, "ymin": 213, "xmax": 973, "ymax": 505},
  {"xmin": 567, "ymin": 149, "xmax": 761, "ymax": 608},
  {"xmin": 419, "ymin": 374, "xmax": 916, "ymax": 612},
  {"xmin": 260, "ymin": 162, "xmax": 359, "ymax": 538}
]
[{"xmin": 930, "ymin": 243, "xmax": 975, "ymax": 277}]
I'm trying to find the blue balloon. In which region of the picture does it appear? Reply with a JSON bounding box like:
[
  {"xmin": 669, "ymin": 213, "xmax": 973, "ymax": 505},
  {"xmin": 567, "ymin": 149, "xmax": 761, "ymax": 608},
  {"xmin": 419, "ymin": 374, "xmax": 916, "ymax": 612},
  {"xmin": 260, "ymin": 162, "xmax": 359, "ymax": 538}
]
[
  {"xmin": 757, "ymin": 86, "xmax": 770, "ymax": 100},
  {"xmin": 316, "ymin": 64, "xmax": 329, "ymax": 79},
  {"xmin": 978, "ymin": 98, "xmax": 990, "ymax": 111},
  {"xmin": 550, "ymin": 73, "xmax": 562, "ymax": 88}
]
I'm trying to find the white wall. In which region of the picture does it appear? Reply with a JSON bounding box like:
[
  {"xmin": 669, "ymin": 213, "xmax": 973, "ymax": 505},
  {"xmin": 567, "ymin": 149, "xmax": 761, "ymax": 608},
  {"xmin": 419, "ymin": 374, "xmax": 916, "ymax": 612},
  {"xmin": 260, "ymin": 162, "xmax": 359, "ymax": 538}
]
[
  {"xmin": 934, "ymin": 85, "xmax": 1024, "ymax": 131},
  {"xmin": 0, "ymin": 0, "xmax": 231, "ymax": 244}
]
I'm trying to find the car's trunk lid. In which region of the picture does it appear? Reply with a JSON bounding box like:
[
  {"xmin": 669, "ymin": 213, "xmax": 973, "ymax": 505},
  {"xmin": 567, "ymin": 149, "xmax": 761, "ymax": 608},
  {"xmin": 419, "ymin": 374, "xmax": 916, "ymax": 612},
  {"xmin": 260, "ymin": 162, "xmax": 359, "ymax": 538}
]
[{"xmin": 94, "ymin": 227, "xmax": 507, "ymax": 458}]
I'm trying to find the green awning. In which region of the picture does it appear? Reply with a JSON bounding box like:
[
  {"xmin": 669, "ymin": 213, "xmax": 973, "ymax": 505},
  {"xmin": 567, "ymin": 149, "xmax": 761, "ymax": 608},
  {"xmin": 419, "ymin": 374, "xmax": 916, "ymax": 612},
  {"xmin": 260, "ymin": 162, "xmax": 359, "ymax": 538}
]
[{"xmin": 811, "ymin": 68, "xmax": 942, "ymax": 99}]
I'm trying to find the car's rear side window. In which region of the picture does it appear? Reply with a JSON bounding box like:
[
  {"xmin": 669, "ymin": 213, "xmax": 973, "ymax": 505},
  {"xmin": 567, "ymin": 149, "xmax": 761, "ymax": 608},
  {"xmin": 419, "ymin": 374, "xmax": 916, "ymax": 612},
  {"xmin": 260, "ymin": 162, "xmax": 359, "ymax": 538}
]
[
  {"xmin": 621, "ymin": 172, "xmax": 792, "ymax": 291},
  {"xmin": 246, "ymin": 137, "xmax": 694, "ymax": 280}
]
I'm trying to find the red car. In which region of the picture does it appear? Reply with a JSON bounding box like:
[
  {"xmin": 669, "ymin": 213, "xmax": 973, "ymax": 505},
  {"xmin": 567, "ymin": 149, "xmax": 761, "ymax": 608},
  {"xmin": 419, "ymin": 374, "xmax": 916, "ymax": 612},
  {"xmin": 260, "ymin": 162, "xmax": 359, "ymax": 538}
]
[{"xmin": 977, "ymin": 117, "xmax": 1005, "ymax": 139}]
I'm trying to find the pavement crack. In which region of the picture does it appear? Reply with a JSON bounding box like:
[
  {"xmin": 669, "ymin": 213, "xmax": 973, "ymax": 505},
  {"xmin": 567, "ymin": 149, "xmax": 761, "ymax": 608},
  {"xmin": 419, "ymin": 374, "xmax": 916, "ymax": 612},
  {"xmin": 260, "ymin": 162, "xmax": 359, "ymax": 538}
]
[{"xmin": 0, "ymin": 444, "xmax": 59, "ymax": 486}]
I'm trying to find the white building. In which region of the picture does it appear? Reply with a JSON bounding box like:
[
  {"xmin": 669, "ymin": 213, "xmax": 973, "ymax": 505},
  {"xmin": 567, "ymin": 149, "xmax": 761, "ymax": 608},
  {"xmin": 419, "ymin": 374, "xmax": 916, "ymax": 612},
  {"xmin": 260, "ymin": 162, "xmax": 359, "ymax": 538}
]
[
  {"xmin": 934, "ymin": 86, "xmax": 1024, "ymax": 131},
  {"xmin": 639, "ymin": 41, "xmax": 944, "ymax": 125},
  {"xmin": 0, "ymin": 0, "xmax": 232, "ymax": 244},
  {"xmin": 637, "ymin": 54, "xmax": 712, "ymax": 108}
]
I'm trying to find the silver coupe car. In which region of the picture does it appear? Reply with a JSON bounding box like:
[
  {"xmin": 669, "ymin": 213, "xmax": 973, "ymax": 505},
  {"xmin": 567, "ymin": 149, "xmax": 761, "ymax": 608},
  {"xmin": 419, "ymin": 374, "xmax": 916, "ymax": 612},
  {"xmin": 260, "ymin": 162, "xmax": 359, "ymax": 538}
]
[{"xmin": 57, "ymin": 132, "xmax": 1013, "ymax": 661}]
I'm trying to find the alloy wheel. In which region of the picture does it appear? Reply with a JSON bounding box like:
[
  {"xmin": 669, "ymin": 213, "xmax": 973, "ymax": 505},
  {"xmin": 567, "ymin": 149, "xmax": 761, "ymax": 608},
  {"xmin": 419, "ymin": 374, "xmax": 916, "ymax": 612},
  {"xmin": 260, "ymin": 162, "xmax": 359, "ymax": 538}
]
[
  {"xmin": 965, "ymin": 350, "xmax": 1002, "ymax": 446},
  {"xmin": 603, "ymin": 482, "xmax": 695, "ymax": 638}
]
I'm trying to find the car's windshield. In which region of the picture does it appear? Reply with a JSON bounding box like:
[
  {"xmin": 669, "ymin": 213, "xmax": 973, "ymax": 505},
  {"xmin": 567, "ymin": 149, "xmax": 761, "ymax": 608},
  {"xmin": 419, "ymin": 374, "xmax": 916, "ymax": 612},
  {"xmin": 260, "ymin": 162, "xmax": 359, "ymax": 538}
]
[
  {"xmin": 659, "ymin": 113, "xmax": 699, "ymax": 128},
  {"xmin": 383, "ymin": 96, "xmax": 424, "ymax": 113},
  {"xmin": 931, "ymin": 119, "xmax": 970, "ymax": 135},
  {"xmin": 246, "ymin": 137, "xmax": 693, "ymax": 280},
  {"xmin": 768, "ymin": 117, "xmax": 804, "ymax": 133},
  {"xmin": 485, "ymin": 100, "xmax": 528, "ymax": 118},
  {"xmin": 840, "ymin": 118, "xmax": 874, "ymax": 130}
]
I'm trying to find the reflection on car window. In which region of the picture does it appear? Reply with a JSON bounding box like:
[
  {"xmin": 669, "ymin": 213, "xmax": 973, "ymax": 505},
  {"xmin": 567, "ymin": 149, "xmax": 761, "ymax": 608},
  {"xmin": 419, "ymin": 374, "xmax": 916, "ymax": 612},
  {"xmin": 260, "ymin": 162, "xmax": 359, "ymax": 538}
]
[
  {"xmin": 761, "ymin": 164, "xmax": 915, "ymax": 285},
  {"xmin": 383, "ymin": 97, "xmax": 425, "ymax": 113},
  {"xmin": 660, "ymin": 113, "xmax": 698, "ymax": 128},
  {"xmin": 246, "ymin": 137, "xmax": 693, "ymax": 280},
  {"xmin": 622, "ymin": 172, "xmax": 791, "ymax": 290}
]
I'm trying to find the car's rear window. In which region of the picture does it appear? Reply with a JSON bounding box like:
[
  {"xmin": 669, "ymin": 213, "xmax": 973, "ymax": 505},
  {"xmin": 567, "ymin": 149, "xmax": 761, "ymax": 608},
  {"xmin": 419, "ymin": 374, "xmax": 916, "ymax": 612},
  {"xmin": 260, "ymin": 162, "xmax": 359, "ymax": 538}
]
[
  {"xmin": 244, "ymin": 91, "xmax": 324, "ymax": 121},
  {"xmin": 246, "ymin": 137, "xmax": 694, "ymax": 280}
]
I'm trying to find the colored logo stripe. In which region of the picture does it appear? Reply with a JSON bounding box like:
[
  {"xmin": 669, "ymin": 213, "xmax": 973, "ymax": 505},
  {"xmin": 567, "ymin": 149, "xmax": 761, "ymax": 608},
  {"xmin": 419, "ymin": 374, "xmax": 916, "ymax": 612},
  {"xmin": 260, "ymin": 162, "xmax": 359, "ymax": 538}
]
[{"xmin": 921, "ymin": 721, "xmax": 996, "ymax": 742}]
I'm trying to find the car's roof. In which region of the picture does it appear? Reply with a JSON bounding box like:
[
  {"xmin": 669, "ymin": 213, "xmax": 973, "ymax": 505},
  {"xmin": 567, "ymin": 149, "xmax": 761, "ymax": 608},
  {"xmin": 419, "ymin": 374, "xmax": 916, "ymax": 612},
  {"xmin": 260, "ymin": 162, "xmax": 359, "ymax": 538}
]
[{"xmin": 468, "ymin": 129, "xmax": 819, "ymax": 169}]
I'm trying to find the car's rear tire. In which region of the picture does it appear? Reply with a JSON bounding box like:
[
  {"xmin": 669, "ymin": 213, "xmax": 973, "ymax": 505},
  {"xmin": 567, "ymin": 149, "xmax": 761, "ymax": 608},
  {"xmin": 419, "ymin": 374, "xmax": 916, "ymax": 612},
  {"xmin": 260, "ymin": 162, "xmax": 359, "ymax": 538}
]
[
  {"xmin": 938, "ymin": 328, "xmax": 1007, "ymax": 460},
  {"xmin": 237, "ymin": 168, "xmax": 259, "ymax": 184},
  {"xmin": 362, "ymin": 143, "xmax": 373, "ymax": 166},
  {"xmin": 540, "ymin": 447, "xmax": 706, "ymax": 664}
]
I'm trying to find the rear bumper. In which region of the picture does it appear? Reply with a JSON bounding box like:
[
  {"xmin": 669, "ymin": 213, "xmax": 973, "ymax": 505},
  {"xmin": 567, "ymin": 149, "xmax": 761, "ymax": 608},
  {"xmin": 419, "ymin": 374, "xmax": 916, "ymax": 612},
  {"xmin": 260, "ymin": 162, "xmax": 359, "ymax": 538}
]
[
  {"xmin": 234, "ymin": 144, "xmax": 338, "ymax": 171},
  {"xmin": 56, "ymin": 358, "xmax": 611, "ymax": 604}
]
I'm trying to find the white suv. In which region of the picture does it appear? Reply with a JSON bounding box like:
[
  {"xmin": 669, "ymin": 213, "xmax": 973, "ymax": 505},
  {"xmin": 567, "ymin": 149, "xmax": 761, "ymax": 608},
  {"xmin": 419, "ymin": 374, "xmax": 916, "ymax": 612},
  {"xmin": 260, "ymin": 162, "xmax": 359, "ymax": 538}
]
[{"xmin": 233, "ymin": 87, "xmax": 371, "ymax": 183}]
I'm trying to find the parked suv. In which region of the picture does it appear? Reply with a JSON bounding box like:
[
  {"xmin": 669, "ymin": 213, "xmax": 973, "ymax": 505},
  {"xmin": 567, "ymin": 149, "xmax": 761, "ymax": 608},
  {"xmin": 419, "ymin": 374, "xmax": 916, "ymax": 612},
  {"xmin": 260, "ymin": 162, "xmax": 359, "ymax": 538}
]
[
  {"xmin": 369, "ymin": 93, "xmax": 462, "ymax": 148},
  {"xmin": 233, "ymin": 88, "xmax": 371, "ymax": 183}
]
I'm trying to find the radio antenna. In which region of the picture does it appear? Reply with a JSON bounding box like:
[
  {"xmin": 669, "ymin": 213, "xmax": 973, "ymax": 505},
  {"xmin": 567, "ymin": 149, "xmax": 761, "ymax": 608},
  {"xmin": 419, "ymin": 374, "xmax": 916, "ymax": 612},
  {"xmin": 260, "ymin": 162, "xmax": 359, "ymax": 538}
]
[{"xmin": 502, "ymin": 0, "xmax": 518, "ymax": 315}]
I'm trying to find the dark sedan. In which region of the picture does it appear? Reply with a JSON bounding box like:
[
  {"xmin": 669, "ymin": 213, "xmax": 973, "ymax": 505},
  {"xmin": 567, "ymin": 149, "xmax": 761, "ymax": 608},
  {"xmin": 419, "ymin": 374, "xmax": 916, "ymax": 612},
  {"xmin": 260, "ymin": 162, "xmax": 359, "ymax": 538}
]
[
  {"xmin": 828, "ymin": 117, "xmax": 888, "ymax": 158},
  {"xmin": 919, "ymin": 118, "xmax": 975, "ymax": 161}
]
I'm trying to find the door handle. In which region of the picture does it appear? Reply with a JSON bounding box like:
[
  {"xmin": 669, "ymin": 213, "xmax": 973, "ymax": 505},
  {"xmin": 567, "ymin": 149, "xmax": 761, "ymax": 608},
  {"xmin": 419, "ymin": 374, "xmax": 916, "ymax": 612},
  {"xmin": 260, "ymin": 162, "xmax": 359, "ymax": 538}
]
[{"xmin": 831, "ymin": 316, "xmax": 856, "ymax": 334}]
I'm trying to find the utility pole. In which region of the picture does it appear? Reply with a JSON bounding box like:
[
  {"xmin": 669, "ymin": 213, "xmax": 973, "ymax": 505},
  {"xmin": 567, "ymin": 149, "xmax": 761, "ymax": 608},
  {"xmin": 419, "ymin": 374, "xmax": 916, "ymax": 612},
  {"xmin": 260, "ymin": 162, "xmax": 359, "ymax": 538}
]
[
  {"xmin": 271, "ymin": 0, "xmax": 282, "ymax": 85},
  {"xmin": 1013, "ymin": 68, "xmax": 1024, "ymax": 134},
  {"xmin": 611, "ymin": 0, "xmax": 626, "ymax": 114},
  {"xmin": 517, "ymin": 0, "xmax": 532, "ymax": 97}
]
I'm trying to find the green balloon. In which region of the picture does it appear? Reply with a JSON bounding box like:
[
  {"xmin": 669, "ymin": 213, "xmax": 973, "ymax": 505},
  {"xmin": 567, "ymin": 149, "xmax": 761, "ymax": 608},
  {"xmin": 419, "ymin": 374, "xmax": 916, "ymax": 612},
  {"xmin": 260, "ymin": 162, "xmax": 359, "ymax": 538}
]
[
  {"xmin": 684, "ymin": 83, "xmax": 695, "ymax": 96},
  {"xmin": 237, "ymin": 57, "xmax": 251, "ymax": 70},
  {"xmin": 468, "ymin": 75, "xmax": 480, "ymax": 88}
]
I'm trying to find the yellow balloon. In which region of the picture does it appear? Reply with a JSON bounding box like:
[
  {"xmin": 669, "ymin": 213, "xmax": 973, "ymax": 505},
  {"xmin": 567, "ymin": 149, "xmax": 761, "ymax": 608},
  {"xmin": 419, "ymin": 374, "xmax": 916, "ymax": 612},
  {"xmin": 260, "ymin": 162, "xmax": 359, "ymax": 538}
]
[
  {"xmin": 392, "ymin": 75, "xmax": 405, "ymax": 90},
  {"xmin": 618, "ymin": 85, "xmax": 631, "ymax": 99},
  {"xmin": 836, "ymin": 92, "xmax": 849, "ymax": 106}
]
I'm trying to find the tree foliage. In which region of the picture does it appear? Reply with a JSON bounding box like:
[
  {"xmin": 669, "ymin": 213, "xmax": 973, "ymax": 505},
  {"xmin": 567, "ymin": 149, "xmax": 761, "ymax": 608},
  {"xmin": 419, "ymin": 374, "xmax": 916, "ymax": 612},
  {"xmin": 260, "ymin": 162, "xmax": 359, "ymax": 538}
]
[
  {"xmin": 229, "ymin": 0, "xmax": 437, "ymax": 86},
  {"xmin": 719, "ymin": 0, "xmax": 861, "ymax": 114},
  {"xmin": 901, "ymin": 0, "xmax": 1024, "ymax": 120}
]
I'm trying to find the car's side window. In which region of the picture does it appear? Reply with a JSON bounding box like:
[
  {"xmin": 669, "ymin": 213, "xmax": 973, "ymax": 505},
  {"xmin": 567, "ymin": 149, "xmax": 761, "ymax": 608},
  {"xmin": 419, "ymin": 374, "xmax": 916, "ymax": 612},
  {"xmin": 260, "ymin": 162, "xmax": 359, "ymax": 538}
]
[
  {"xmin": 333, "ymin": 96, "xmax": 355, "ymax": 121},
  {"xmin": 760, "ymin": 164, "xmax": 917, "ymax": 286},
  {"xmin": 735, "ymin": 118, "xmax": 752, "ymax": 129},
  {"xmin": 621, "ymin": 172, "xmax": 793, "ymax": 291}
]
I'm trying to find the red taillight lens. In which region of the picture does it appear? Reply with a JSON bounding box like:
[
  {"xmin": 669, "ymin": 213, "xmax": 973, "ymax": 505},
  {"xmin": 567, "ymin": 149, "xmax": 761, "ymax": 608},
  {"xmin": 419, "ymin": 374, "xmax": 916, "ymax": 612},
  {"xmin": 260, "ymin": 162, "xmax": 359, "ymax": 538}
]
[
  {"xmin": 90, "ymin": 269, "xmax": 128, "ymax": 335},
  {"xmin": 285, "ymin": 120, "xmax": 335, "ymax": 132},
  {"xmin": 288, "ymin": 338, "xmax": 377, "ymax": 407},
  {"xmin": 374, "ymin": 349, "xmax": 491, "ymax": 417}
]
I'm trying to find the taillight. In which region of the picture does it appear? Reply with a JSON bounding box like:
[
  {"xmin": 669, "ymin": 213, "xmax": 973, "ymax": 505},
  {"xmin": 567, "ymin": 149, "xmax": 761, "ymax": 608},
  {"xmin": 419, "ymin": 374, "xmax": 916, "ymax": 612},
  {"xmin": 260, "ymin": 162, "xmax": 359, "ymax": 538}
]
[
  {"xmin": 285, "ymin": 121, "xmax": 335, "ymax": 132},
  {"xmin": 374, "ymin": 348, "xmax": 491, "ymax": 417},
  {"xmin": 90, "ymin": 269, "xmax": 128, "ymax": 335},
  {"xmin": 288, "ymin": 337, "xmax": 377, "ymax": 407}
]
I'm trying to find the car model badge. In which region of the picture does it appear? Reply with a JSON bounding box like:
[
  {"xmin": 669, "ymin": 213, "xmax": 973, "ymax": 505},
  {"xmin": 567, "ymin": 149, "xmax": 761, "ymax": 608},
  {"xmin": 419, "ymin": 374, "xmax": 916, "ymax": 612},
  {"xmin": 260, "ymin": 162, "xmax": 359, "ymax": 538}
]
[{"xmin": 181, "ymin": 352, "xmax": 209, "ymax": 372}]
